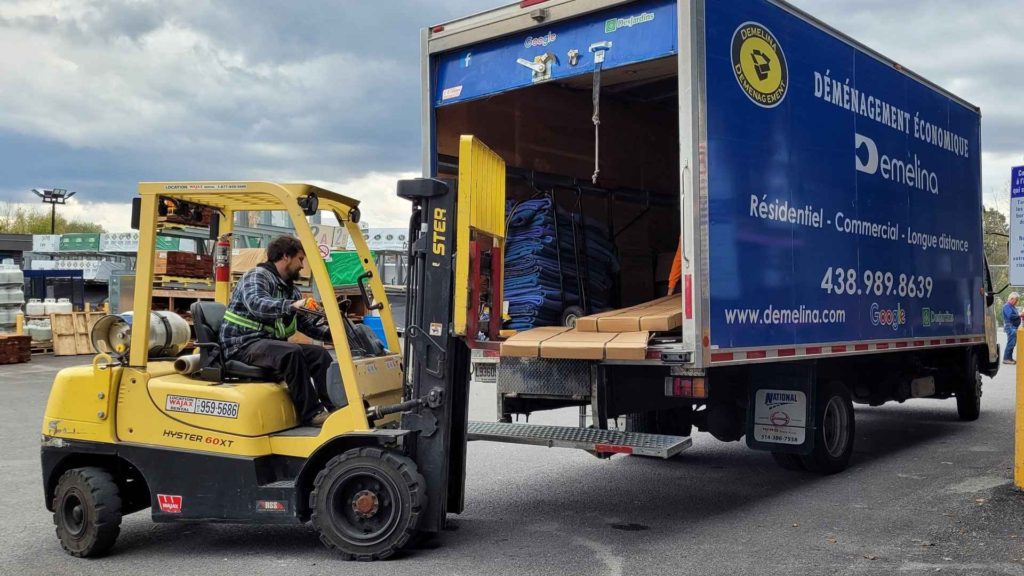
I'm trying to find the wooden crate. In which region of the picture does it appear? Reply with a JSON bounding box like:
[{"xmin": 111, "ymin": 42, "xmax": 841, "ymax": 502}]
[{"xmin": 51, "ymin": 312, "xmax": 105, "ymax": 356}]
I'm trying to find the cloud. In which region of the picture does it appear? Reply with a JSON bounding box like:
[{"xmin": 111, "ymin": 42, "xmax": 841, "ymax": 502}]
[
  {"xmin": 791, "ymin": 0, "xmax": 1024, "ymax": 200},
  {"xmin": 0, "ymin": 0, "xmax": 1019, "ymax": 221}
]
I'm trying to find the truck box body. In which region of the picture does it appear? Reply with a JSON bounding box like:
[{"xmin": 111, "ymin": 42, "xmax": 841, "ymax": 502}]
[{"xmin": 425, "ymin": 0, "xmax": 986, "ymax": 370}]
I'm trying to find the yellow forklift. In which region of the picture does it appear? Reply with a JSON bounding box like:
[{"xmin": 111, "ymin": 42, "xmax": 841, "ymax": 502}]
[
  {"xmin": 39, "ymin": 137, "xmax": 509, "ymax": 560},
  {"xmin": 41, "ymin": 137, "xmax": 674, "ymax": 561}
]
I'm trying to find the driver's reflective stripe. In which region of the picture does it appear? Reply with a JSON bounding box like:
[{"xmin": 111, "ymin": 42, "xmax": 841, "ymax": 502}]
[
  {"xmin": 225, "ymin": 309, "xmax": 296, "ymax": 338},
  {"xmin": 224, "ymin": 310, "xmax": 274, "ymax": 335}
]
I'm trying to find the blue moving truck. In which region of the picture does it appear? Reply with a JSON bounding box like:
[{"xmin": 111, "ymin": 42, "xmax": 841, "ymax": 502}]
[{"xmin": 426, "ymin": 0, "xmax": 1000, "ymax": 473}]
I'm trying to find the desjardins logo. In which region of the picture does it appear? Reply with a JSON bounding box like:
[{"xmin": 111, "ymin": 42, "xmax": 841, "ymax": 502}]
[
  {"xmin": 731, "ymin": 22, "xmax": 788, "ymax": 108},
  {"xmin": 605, "ymin": 12, "xmax": 655, "ymax": 33},
  {"xmin": 922, "ymin": 308, "xmax": 954, "ymax": 327}
]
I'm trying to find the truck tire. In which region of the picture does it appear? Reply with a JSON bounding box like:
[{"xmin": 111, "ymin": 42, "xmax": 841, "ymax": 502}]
[
  {"xmin": 52, "ymin": 467, "xmax": 122, "ymax": 558},
  {"xmin": 800, "ymin": 380, "xmax": 855, "ymax": 475},
  {"xmin": 956, "ymin": 351, "xmax": 982, "ymax": 421},
  {"xmin": 310, "ymin": 447, "xmax": 425, "ymax": 561}
]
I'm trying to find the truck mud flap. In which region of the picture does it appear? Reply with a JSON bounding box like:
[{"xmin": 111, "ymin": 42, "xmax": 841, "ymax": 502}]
[{"xmin": 745, "ymin": 363, "xmax": 816, "ymax": 455}]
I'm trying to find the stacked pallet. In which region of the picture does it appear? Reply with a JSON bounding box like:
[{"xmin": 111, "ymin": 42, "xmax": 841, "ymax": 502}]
[
  {"xmin": 154, "ymin": 251, "xmax": 213, "ymax": 278},
  {"xmin": 0, "ymin": 335, "xmax": 31, "ymax": 364}
]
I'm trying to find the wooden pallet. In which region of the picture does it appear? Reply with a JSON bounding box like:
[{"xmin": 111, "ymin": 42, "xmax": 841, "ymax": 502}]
[
  {"xmin": 153, "ymin": 275, "xmax": 213, "ymax": 289},
  {"xmin": 31, "ymin": 342, "xmax": 53, "ymax": 355},
  {"xmin": 50, "ymin": 312, "xmax": 105, "ymax": 356}
]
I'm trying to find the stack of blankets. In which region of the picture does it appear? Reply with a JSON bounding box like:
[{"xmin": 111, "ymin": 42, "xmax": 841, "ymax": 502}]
[{"xmin": 503, "ymin": 198, "xmax": 618, "ymax": 331}]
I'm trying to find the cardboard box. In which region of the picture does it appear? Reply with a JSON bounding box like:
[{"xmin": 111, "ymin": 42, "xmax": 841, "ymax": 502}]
[
  {"xmin": 572, "ymin": 296, "xmax": 682, "ymax": 333},
  {"xmin": 500, "ymin": 326, "xmax": 569, "ymax": 358},
  {"xmin": 539, "ymin": 330, "xmax": 618, "ymax": 360},
  {"xmin": 231, "ymin": 248, "xmax": 310, "ymax": 279},
  {"xmin": 604, "ymin": 331, "xmax": 651, "ymax": 360}
]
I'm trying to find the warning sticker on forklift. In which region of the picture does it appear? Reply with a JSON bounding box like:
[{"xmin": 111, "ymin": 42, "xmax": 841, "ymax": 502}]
[
  {"xmin": 157, "ymin": 494, "xmax": 182, "ymax": 514},
  {"xmin": 753, "ymin": 389, "xmax": 806, "ymax": 445},
  {"xmin": 165, "ymin": 395, "xmax": 239, "ymax": 419}
]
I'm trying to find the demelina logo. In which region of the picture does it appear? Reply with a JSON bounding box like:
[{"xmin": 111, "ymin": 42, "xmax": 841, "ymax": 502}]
[
  {"xmin": 605, "ymin": 12, "xmax": 655, "ymax": 33},
  {"xmin": 730, "ymin": 22, "xmax": 789, "ymax": 108}
]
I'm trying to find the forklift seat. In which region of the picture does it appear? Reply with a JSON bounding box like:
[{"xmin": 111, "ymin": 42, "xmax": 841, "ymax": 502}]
[{"xmin": 190, "ymin": 301, "xmax": 278, "ymax": 382}]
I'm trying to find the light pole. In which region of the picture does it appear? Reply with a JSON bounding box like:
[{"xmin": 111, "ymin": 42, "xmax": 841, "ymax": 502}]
[{"xmin": 31, "ymin": 188, "xmax": 76, "ymax": 234}]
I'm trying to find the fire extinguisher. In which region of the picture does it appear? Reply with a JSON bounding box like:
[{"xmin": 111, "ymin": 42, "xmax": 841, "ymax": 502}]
[{"xmin": 214, "ymin": 233, "xmax": 232, "ymax": 283}]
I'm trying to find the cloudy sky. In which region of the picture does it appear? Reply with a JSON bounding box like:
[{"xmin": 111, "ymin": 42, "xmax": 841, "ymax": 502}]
[{"xmin": 0, "ymin": 0, "xmax": 1020, "ymax": 231}]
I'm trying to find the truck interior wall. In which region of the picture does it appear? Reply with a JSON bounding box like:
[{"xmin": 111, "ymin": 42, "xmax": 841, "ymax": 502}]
[{"xmin": 435, "ymin": 57, "xmax": 681, "ymax": 309}]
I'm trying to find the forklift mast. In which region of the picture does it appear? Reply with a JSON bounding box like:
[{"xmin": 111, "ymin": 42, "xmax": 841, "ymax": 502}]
[{"xmin": 397, "ymin": 136, "xmax": 506, "ymax": 534}]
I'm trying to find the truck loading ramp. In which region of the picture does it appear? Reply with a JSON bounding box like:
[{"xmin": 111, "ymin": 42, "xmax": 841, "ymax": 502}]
[{"xmin": 467, "ymin": 421, "xmax": 691, "ymax": 459}]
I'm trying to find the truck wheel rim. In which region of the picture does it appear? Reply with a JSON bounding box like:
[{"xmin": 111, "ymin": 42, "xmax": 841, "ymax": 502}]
[
  {"xmin": 329, "ymin": 469, "xmax": 400, "ymax": 544},
  {"xmin": 823, "ymin": 397, "xmax": 850, "ymax": 458},
  {"xmin": 61, "ymin": 490, "xmax": 86, "ymax": 537}
]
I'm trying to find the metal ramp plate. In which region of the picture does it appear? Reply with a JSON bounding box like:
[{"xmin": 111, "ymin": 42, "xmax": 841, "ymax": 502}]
[{"xmin": 467, "ymin": 421, "xmax": 691, "ymax": 459}]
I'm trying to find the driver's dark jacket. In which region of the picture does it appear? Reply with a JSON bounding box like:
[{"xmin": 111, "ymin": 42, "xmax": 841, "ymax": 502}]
[{"xmin": 219, "ymin": 262, "xmax": 329, "ymax": 359}]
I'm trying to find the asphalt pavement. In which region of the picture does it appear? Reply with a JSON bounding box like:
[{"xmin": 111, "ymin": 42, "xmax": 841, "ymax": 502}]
[{"xmin": 2, "ymin": 345, "xmax": 1023, "ymax": 576}]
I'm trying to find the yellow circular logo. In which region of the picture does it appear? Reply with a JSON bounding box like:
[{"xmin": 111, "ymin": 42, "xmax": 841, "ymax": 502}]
[{"xmin": 731, "ymin": 22, "xmax": 788, "ymax": 108}]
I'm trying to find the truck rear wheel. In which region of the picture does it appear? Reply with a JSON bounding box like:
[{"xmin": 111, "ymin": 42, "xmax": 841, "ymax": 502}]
[
  {"xmin": 956, "ymin": 351, "xmax": 982, "ymax": 421},
  {"xmin": 800, "ymin": 380, "xmax": 855, "ymax": 475},
  {"xmin": 52, "ymin": 467, "xmax": 122, "ymax": 558},
  {"xmin": 310, "ymin": 447, "xmax": 425, "ymax": 561}
]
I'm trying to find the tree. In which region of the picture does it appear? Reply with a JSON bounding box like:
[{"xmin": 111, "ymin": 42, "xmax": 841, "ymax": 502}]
[
  {"xmin": 0, "ymin": 203, "xmax": 104, "ymax": 234},
  {"xmin": 983, "ymin": 206, "xmax": 1012, "ymax": 325}
]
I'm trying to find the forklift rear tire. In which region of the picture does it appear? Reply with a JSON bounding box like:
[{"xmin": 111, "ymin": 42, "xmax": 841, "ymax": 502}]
[
  {"xmin": 52, "ymin": 467, "xmax": 122, "ymax": 558},
  {"xmin": 799, "ymin": 380, "xmax": 855, "ymax": 475},
  {"xmin": 956, "ymin": 351, "xmax": 982, "ymax": 421},
  {"xmin": 310, "ymin": 447, "xmax": 425, "ymax": 561}
]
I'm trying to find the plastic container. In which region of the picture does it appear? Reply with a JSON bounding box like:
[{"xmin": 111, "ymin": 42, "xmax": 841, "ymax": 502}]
[
  {"xmin": 52, "ymin": 298, "xmax": 73, "ymax": 314},
  {"xmin": 362, "ymin": 315, "xmax": 387, "ymax": 345},
  {"xmin": 8, "ymin": 286, "xmax": 24, "ymax": 305}
]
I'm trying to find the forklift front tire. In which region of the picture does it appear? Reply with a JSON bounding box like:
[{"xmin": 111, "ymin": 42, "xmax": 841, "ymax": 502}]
[
  {"xmin": 52, "ymin": 467, "xmax": 122, "ymax": 558},
  {"xmin": 310, "ymin": 447, "xmax": 426, "ymax": 561}
]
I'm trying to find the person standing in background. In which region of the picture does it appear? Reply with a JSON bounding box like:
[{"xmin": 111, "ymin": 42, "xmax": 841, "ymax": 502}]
[{"xmin": 1003, "ymin": 292, "xmax": 1020, "ymax": 365}]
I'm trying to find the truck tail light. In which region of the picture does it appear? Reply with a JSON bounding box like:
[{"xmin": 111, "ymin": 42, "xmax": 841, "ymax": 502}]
[{"xmin": 665, "ymin": 377, "xmax": 707, "ymax": 399}]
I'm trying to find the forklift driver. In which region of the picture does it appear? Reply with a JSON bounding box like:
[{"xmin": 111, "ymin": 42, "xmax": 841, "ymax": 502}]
[{"xmin": 219, "ymin": 236, "xmax": 335, "ymax": 426}]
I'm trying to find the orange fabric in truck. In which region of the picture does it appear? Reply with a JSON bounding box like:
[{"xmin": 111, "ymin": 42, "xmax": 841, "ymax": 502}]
[{"xmin": 667, "ymin": 237, "xmax": 682, "ymax": 296}]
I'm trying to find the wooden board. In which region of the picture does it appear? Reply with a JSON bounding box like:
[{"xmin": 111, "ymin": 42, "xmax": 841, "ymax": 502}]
[{"xmin": 50, "ymin": 313, "xmax": 79, "ymax": 356}]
